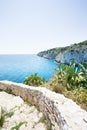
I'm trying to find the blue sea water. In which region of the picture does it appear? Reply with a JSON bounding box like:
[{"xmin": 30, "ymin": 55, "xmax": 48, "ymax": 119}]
[{"xmin": 0, "ymin": 54, "xmax": 58, "ymax": 83}]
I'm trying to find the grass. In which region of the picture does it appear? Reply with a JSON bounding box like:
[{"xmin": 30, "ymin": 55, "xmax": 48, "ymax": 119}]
[
  {"xmin": 25, "ymin": 101, "xmax": 32, "ymax": 106},
  {"xmin": 45, "ymin": 79, "xmax": 87, "ymax": 111},
  {"xmin": 5, "ymin": 111, "xmax": 14, "ymax": 118},
  {"xmin": 0, "ymin": 109, "xmax": 5, "ymax": 127},
  {"xmin": 32, "ymin": 116, "xmax": 47, "ymax": 129},
  {"xmin": 65, "ymin": 88, "xmax": 87, "ymax": 110},
  {"xmin": 40, "ymin": 117, "xmax": 47, "ymax": 123},
  {"xmin": 0, "ymin": 115, "xmax": 5, "ymax": 127},
  {"xmin": 11, "ymin": 122, "xmax": 27, "ymax": 130},
  {"xmin": 48, "ymin": 125, "xmax": 52, "ymax": 130},
  {"xmin": 0, "ymin": 108, "xmax": 15, "ymax": 128},
  {"xmin": 29, "ymin": 108, "xmax": 35, "ymax": 114},
  {"xmin": 11, "ymin": 106, "xmax": 20, "ymax": 111}
]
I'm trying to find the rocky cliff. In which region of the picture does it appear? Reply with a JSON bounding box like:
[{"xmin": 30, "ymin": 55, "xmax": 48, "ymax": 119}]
[{"xmin": 38, "ymin": 41, "xmax": 87, "ymax": 64}]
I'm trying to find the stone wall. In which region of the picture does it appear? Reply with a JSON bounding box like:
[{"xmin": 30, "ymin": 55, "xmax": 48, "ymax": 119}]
[{"xmin": 0, "ymin": 81, "xmax": 87, "ymax": 130}]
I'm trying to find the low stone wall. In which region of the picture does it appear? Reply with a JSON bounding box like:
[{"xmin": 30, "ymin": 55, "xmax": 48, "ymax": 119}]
[{"xmin": 0, "ymin": 81, "xmax": 87, "ymax": 130}]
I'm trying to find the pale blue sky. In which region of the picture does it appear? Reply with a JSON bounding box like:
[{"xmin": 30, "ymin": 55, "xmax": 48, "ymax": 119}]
[{"xmin": 0, "ymin": 0, "xmax": 87, "ymax": 54}]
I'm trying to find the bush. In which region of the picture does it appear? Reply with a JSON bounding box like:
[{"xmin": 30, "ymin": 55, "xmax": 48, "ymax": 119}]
[
  {"xmin": 45, "ymin": 75, "xmax": 66, "ymax": 94},
  {"xmin": 23, "ymin": 73, "xmax": 45, "ymax": 86},
  {"xmin": 45, "ymin": 62, "xmax": 87, "ymax": 110},
  {"xmin": 55, "ymin": 62, "xmax": 87, "ymax": 90},
  {"xmin": 65, "ymin": 88, "xmax": 87, "ymax": 111}
]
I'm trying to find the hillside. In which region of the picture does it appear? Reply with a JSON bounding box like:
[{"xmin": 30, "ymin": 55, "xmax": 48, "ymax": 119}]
[{"xmin": 38, "ymin": 40, "xmax": 87, "ymax": 64}]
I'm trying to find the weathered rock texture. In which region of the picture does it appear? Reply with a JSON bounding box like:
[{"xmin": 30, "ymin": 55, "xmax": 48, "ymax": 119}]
[
  {"xmin": 0, "ymin": 92, "xmax": 47, "ymax": 130},
  {"xmin": 38, "ymin": 41, "xmax": 87, "ymax": 64},
  {"xmin": 0, "ymin": 81, "xmax": 87, "ymax": 130}
]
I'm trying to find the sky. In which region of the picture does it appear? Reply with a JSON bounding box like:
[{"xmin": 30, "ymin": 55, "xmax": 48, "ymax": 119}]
[{"xmin": 0, "ymin": 0, "xmax": 87, "ymax": 54}]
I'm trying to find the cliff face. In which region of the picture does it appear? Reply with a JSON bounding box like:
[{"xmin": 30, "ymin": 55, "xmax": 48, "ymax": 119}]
[{"xmin": 38, "ymin": 41, "xmax": 87, "ymax": 64}]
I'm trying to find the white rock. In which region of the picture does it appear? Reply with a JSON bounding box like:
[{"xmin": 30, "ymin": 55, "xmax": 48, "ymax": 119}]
[
  {"xmin": 0, "ymin": 81, "xmax": 87, "ymax": 130},
  {"xmin": 0, "ymin": 91, "xmax": 47, "ymax": 130}
]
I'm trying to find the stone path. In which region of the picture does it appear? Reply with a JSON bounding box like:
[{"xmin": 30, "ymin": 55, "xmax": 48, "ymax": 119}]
[{"xmin": 0, "ymin": 91, "xmax": 47, "ymax": 130}]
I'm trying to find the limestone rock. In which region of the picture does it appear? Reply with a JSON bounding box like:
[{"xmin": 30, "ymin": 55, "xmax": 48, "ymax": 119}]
[
  {"xmin": 0, "ymin": 81, "xmax": 87, "ymax": 130},
  {"xmin": 38, "ymin": 41, "xmax": 87, "ymax": 64}
]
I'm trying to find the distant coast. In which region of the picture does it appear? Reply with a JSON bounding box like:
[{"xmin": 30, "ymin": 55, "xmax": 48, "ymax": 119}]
[{"xmin": 38, "ymin": 40, "xmax": 87, "ymax": 64}]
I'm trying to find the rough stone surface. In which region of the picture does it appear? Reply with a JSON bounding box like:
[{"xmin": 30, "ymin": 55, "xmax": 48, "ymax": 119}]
[
  {"xmin": 0, "ymin": 91, "xmax": 47, "ymax": 130},
  {"xmin": 61, "ymin": 49, "xmax": 87, "ymax": 64},
  {"xmin": 37, "ymin": 42, "xmax": 87, "ymax": 64},
  {"xmin": 38, "ymin": 49, "xmax": 87, "ymax": 64},
  {"xmin": 0, "ymin": 81, "xmax": 87, "ymax": 130}
]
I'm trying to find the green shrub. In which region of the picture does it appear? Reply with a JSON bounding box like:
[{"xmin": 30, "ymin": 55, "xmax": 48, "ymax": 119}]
[
  {"xmin": 46, "ymin": 75, "xmax": 66, "ymax": 93},
  {"xmin": 23, "ymin": 73, "xmax": 45, "ymax": 86},
  {"xmin": 45, "ymin": 61, "xmax": 87, "ymax": 110},
  {"xmin": 55, "ymin": 62, "xmax": 87, "ymax": 90},
  {"xmin": 65, "ymin": 88, "xmax": 87, "ymax": 110}
]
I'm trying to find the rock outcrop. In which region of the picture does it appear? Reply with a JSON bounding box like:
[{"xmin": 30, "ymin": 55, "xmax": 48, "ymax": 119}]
[
  {"xmin": 0, "ymin": 81, "xmax": 87, "ymax": 130},
  {"xmin": 38, "ymin": 41, "xmax": 87, "ymax": 64}
]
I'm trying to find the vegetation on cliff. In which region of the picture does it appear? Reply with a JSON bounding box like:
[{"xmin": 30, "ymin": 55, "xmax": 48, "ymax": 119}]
[
  {"xmin": 23, "ymin": 62, "xmax": 87, "ymax": 111},
  {"xmin": 44, "ymin": 62, "xmax": 87, "ymax": 110},
  {"xmin": 38, "ymin": 40, "xmax": 87, "ymax": 64}
]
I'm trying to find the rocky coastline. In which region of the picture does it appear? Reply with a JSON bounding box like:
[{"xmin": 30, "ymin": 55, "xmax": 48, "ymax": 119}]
[{"xmin": 38, "ymin": 41, "xmax": 87, "ymax": 64}]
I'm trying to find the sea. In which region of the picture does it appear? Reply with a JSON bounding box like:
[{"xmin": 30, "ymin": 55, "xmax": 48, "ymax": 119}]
[{"xmin": 0, "ymin": 54, "xmax": 58, "ymax": 83}]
